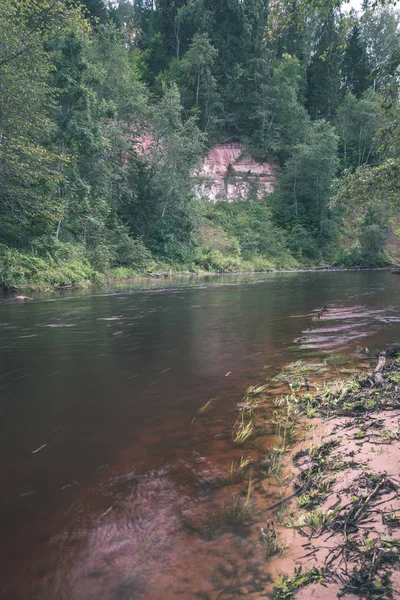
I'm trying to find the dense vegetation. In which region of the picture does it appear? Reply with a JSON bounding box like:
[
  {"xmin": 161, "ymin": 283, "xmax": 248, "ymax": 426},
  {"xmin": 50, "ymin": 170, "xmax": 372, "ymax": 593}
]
[{"xmin": 1, "ymin": 0, "xmax": 400, "ymax": 289}]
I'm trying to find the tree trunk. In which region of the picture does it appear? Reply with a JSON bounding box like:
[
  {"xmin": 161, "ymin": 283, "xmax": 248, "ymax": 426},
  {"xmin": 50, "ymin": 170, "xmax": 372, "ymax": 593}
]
[
  {"xmin": 195, "ymin": 68, "xmax": 201, "ymax": 105},
  {"xmin": 55, "ymin": 219, "xmax": 62, "ymax": 241}
]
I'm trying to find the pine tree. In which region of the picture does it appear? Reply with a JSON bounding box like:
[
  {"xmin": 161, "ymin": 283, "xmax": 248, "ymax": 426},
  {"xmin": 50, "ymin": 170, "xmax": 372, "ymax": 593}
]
[
  {"xmin": 342, "ymin": 25, "xmax": 370, "ymax": 97},
  {"xmin": 306, "ymin": 9, "xmax": 343, "ymax": 120},
  {"xmin": 81, "ymin": 0, "xmax": 109, "ymax": 23}
]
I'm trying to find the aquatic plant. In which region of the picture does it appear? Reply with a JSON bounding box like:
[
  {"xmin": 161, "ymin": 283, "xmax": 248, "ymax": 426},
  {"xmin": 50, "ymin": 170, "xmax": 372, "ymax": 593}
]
[
  {"xmin": 198, "ymin": 399, "xmax": 214, "ymax": 415},
  {"xmin": 202, "ymin": 492, "xmax": 254, "ymax": 534},
  {"xmin": 245, "ymin": 384, "xmax": 267, "ymax": 397},
  {"xmin": 223, "ymin": 496, "xmax": 253, "ymax": 526},
  {"xmin": 297, "ymin": 494, "xmax": 312, "ymax": 509},
  {"xmin": 259, "ymin": 450, "xmax": 284, "ymax": 477},
  {"xmin": 228, "ymin": 455, "xmax": 251, "ymax": 483},
  {"xmin": 232, "ymin": 418, "xmax": 254, "ymax": 445},
  {"xmin": 260, "ymin": 520, "xmax": 286, "ymax": 558},
  {"xmin": 273, "ymin": 361, "xmax": 328, "ymax": 386}
]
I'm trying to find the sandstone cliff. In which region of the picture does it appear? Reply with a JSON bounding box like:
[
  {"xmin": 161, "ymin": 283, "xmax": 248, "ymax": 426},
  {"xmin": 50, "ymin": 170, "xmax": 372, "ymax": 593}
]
[{"xmin": 195, "ymin": 141, "xmax": 277, "ymax": 202}]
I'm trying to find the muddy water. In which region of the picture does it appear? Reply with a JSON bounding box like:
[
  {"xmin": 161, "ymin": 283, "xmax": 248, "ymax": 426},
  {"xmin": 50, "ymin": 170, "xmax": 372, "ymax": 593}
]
[{"xmin": 1, "ymin": 271, "xmax": 400, "ymax": 599}]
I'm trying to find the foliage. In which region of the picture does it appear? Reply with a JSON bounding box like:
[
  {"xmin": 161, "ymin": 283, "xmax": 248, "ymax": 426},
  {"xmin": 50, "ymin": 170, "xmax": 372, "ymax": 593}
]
[
  {"xmin": 203, "ymin": 199, "xmax": 296, "ymax": 266},
  {"xmin": 248, "ymin": 54, "xmax": 310, "ymax": 159},
  {"xmin": 274, "ymin": 567, "xmax": 325, "ymax": 599},
  {"xmin": 0, "ymin": 244, "xmax": 103, "ymax": 290},
  {"xmin": 334, "ymin": 91, "xmax": 380, "ymax": 169},
  {"xmin": 1, "ymin": 0, "xmax": 400, "ymax": 288},
  {"xmin": 274, "ymin": 120, "xmax": 339, "ymax": 258}
]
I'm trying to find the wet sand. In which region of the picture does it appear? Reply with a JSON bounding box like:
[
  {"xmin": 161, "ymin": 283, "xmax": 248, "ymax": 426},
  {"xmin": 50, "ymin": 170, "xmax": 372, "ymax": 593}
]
[{"xmin": 250, "ymin": 353, "xmax": 400, "ymax": 599}]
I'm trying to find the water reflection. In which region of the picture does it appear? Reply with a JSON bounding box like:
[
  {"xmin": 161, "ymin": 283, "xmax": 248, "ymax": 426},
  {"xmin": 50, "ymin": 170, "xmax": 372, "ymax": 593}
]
[{"xmin": 1, "ymin": 271, "xmax": 400, "ymax": 598}]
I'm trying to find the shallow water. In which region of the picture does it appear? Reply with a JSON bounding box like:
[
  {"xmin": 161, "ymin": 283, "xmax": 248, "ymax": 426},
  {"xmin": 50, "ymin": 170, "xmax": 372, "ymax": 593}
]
[{"xmin": 1, "ymin": 271, "xmax": 400, "ymax": 599}]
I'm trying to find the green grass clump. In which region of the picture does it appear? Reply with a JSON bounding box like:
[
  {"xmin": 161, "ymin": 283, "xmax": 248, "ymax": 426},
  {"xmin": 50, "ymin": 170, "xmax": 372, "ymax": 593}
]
[
  {"xmin": 260, "ymin": 521, "xmax": 287, "ymax": 558},
  {"xmin": 0, "ymin": 245, "xmax": 104, "ymax": 290},
  {"xmin": 201, "ymin": 495, "xmax": 254, "ymax": 535},
  {"xmin": 274, "ymin": 361, "xmax": 329, "ymax": 384},
  {"xmin": 228, "ymin": 455, "xmax": 251, "ymax": 483},
  {"xmin": 274, "ymin": 567, "xmax": 325, "ymax": 599}
]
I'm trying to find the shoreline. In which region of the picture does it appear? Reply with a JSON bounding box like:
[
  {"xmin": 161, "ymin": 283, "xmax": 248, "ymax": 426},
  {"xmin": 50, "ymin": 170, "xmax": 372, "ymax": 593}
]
[
  {"xmin": 268, "ymin": 350, "xmax": 400, "ymax": 599},
  {"xmin": 191, "ymin": 333, "xmax": 400, "ymax": 598},
  {"xmin": 231, "ymin": 351, "xmax": 400, "ymax": 599},
  {"xmin": 0, "ymin": 265, "xmax": 395, "ymax": 294}
]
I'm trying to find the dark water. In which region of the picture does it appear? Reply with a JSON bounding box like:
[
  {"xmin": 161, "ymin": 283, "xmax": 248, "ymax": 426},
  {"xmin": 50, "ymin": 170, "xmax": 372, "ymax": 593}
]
[{"xmin": 1, "ymin": 271, "xmax": 400, "ymax": 599}]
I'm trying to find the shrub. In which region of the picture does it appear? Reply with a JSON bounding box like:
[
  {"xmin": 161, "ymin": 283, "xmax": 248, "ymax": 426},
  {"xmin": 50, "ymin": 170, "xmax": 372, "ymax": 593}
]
[
  {"xmin": 194, "ymin": 247, "xmax": 242, "ymax": 271},
  {"xmin": 114, "ymin": 234, "xmax": 153, "ymax": 270}
]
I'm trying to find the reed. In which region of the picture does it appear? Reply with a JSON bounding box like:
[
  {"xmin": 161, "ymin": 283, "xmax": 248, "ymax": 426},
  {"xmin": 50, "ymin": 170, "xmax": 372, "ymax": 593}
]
[
  {"xmin": 198, "ymin": 399, "xmax": 214, "ymax": 415},
  {"xmin": 232, "ymin": 417, "xmax": 254, "ymax": 445}
]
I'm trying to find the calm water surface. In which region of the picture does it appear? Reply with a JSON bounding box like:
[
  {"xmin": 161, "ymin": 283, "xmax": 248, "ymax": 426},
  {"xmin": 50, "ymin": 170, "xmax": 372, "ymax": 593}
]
[{"xmin": 1, "ymin": 271, "xmax": 400, "ymax": 599}]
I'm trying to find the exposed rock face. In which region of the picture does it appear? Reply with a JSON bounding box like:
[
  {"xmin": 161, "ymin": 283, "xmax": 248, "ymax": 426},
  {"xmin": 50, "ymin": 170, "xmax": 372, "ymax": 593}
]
[{"xmin": 195, "ymin": 142, "xmax": 277, "ymax": 202}]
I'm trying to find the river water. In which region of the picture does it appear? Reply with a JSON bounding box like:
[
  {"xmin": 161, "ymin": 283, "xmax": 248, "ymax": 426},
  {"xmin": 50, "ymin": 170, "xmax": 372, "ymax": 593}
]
[{"xmin": 1, "ymin": 271, "xmax": 400, "ymax": 599}]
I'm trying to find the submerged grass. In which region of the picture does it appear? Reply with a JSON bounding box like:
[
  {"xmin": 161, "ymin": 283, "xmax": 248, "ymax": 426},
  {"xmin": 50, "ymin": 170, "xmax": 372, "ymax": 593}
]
[
  {"xmin": 197, "ymin": 399, "xmax": 214, "ymax": 415},
  {"xmin": 270, "ymin": 354, "xmax": 400, "ymax": 598},
  {"xmin": 260, "ymin": 520, "xmax": 287, "ymax": 558},
  {"xmin": 273, "ymin": 361, "xmax": 329, "ymax": 386},
  {"xmin": 228, "ymin": 455, "xmax": 252, "ymax": 483},
  {"xmin": 201, "ymin": 478, "xmax": 254, "ymax": 535},
  {"xmin": 194, "ymin": 338, "xmax": 400, "ymax": 598},
  {"xmin": 232, "ymin": 418, "xmax": 254, "ymax": 445}
]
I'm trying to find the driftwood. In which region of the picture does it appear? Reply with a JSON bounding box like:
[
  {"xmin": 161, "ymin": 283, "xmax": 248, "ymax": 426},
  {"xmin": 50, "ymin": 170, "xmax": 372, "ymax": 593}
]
[
  {"xmin": 262, "ymin": 488, "xmax": 303, "ymax": 513},
  {"xmin": 147, "ymin": 269, "xmax": 173, "ymax": 279}
]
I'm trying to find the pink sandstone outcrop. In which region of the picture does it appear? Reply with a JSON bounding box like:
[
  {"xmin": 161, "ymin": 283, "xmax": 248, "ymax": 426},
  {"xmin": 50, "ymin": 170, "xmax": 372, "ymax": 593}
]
[{"xmin": 195, "ymin": 141, "xmax": 277, "ymax": 202}]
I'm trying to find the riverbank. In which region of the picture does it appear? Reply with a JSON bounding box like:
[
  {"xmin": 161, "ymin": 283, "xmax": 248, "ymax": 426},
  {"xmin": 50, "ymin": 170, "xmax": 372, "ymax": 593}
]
[
  {"xmin": 267, "ymin": 349, "xmax": 400, "ymax": 599},
  {"xmin": 0, "ymin": 254, "xmax": 394, "ymax": 293},
  {"xmin": 192, "ymin": 345, "xmax": 400, "ymax": 598},
  {"xmin": 259, "ymin": 354, "xmax": 400, "ymax": 598}
]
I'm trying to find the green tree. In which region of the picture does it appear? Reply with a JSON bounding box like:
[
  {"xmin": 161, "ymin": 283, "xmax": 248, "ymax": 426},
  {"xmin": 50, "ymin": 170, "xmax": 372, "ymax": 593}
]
[
  {"xmin": 359, "ymin": 208, "xmax": 390, "ymax": 265},
  {"xmin": 120, "ymin": 84, "xmax": 206, "ymax": 260},
  {"xmin": 306, "ymin": 8, "xmax": 344, "ymax": 120},
  {"xmin": 275, "ymin": 119, "xmax": 339, "ymax": 255},
  {"xmin": 249, "ymin": 53, "xmax": 310, "ymax": 159},
  {"xmin": 334, "ymin": 90, "xmax": 379, "ymax": 169},
  {"xmin": 360, "ymin": 6, "xmax": 400, "ymax": 89},
  {"xmin": 181, "ymin": 33, "xmax": 218, "ymax": 108},
  {"xmin": 89, "ymin": 22, "xmax": 148, "ymax": 122},
  {"xmin": 162, "ymin": 32, "xmax": 220, "ymax": 130},
  {"xmin": 342, "ymin": 24, "xmax": 371, "ymax": 97},
  {"xmin": 0, "ymin": 0, "xmax": 86, "ymax": 246},
  {"xmin": 81, "ymin": 0, "xmax": 109, "ymax": 23},
  {"xmin": 49, "ymin": 29, "xmax": 110, "ymax": 243}
]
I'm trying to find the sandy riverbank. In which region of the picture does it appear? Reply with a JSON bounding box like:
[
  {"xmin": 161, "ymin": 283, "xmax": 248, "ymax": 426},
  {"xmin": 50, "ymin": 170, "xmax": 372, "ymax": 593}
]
[{"xmin": 256, "ymin": 350, "xmax": 400, "ymax": 599}]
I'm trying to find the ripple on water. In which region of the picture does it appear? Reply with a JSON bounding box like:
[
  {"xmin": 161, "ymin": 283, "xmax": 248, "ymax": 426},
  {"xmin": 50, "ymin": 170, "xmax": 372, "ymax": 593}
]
[
  {"xmin": 297, "ymin": 305, "xmax": 396, "ymax": 350},
  {"xmin": 40, "ymin": 467, "xmax": 186, "ymax": 599}
]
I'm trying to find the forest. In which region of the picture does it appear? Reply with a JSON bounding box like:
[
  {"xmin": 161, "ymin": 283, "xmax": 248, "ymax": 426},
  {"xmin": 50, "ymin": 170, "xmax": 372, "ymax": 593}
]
[{"xmin": 1, "ymin": 0, "xmax": 400, "ymax": 289}]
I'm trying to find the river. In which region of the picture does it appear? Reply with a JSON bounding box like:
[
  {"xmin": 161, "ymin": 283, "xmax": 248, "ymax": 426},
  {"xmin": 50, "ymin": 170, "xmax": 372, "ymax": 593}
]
[{"xmin": 1, "ymin": 271, "xmax": 400, "ymax": 599}]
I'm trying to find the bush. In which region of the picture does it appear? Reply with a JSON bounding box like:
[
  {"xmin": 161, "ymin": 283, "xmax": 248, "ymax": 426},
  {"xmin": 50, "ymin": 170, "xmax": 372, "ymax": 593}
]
[
  {"xmin": 0, "ymin": 244, "xmax": 103, "ymax": 290},
  {"xmin": 334, "ymin": 244, "xmax": 364, "ymax": 267},
  {"xmin": 194, "ymin": 247, "xmax": 242, "ymax": 272},
  {"xmin": 286, "ymin": 224, "xmax": 323, "ymax": 262},
  {"xmin": 114, "ymin": 234, "xmax": 153, "ymax": 270},
  {"xmin": 202, "ymin": 199, "xmax": 297, "ymax": 265},
  {"xmin": 359, "ymin": 222, "xmax": 390, "ymax": 266},
  {"xmin": 89, "ymin": 244, "xmax": 117, "ymax": 272}
]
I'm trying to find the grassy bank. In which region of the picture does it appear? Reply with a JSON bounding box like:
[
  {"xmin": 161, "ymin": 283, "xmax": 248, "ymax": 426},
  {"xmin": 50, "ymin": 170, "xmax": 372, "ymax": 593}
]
[
  {"xmin": 1, "ymin": 243, "xmax": 395, "ymax": 293},
  {"xmin": 0, "ymin": 242, "xmax": 301, "ymax": 292}
]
